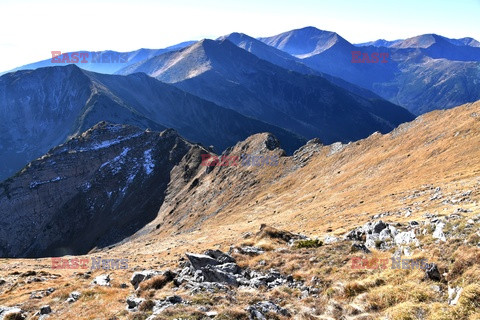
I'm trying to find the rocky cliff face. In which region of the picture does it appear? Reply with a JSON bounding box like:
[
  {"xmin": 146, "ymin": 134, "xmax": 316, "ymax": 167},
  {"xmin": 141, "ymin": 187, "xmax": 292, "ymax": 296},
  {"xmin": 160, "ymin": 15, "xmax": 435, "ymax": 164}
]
[{"xmin": 0, "ymin": 122, "xmax": 207, "ymax": 258}]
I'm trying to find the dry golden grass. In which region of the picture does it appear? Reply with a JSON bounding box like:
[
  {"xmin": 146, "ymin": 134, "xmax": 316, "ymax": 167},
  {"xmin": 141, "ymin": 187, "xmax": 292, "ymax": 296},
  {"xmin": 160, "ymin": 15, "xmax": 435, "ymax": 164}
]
[{"xmin": 0, "ymin": 102, "xmax": 479, "ymax": 319}]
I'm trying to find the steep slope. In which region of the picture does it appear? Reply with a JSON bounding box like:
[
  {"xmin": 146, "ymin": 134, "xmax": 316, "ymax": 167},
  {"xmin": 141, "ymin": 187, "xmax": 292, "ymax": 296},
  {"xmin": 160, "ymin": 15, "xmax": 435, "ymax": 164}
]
[
  {"xmin": 221, "ymin": 32, "xmax": 386, "ymax": 100},
  {"xmin": 261, "ymin": 27, "xmax": 480, "ymax": 115},
  {"xmin": 0, "ymin": 123, "xmax": 209, "ymax": 257},
  {"xmin": 0, "ymin": 65, "xmax": 305, "ymax": 181},
  {"xmin": 117, "ymin": 38, "xmax": 414, "ymax": 144},
  {"xmin": 0, "ymin": 65, "xmax": 166, "ymax": 181},
  {"xmin": 218, "ymin": 32, "xmax": 316, "ymax": 75},
  {"xmin": 123, "ymin": 100, "xmax": 480, "ymax": 255}
]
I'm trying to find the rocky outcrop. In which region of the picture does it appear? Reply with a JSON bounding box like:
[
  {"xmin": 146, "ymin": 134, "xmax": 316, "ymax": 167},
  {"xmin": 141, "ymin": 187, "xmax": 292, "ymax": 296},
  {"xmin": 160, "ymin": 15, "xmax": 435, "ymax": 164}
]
[{"xmin": 0, "ymin": 123, "xmax": 205, "ymax": 258}]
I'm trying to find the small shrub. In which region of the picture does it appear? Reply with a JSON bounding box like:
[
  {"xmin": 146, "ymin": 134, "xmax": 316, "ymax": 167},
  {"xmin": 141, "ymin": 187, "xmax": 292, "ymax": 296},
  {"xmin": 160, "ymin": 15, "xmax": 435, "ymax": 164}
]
[
  {"xmin": 345, "ymin": 282, "xmax": 368, "ymax": 297},
  {"xmin": 385, "ymin": 302, "xmax": 426, "ymax": 320},
  {"xmin": 139, "ymin": 299, "xmax": 155, "ymax": 311},
  {"xmin": 139, "ymin": 275, "xmax": 169, "ymax": 291},
  {"xmin": 295, "ymin": 239, "xmax": 323, "ymax": 248},
  {"xmin": 4, "ymin": 313, "xmax": 25, "ymax": 320}
]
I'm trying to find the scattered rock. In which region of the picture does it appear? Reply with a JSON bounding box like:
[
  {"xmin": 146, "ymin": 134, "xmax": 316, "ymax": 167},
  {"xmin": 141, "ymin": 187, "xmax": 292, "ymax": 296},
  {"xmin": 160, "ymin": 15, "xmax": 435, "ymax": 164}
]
[
  {"xmin": 30, "ymin": 288, "xmax": 55, "ymax": 299},
  {"xmin": 39, "ymin": 305, "xmax": 51, "ymax": 315},
  {"xmin": 394, "ymin": 231, "xmax": 419, "ymax": 246},
  {"xmin": 199, "ymin": 265, "xmax": 238, "ymax": 286},
  {"xmin": 247, "ymin": 301, "xmax": 290, "ymax": 319},
  {"xmin": 324, "ymin": 235, "xmax": 339, "ymax": 244},
  {"xmin": 66, "ymin": 291, "xmax": 81, "ymax": 303},
  {"xmin": 146, "ymin": 296, "xmax": 184, "ymax": 319},
  {"xmin": 186, "ymin": 253, "xmax": 221, "ymax": 270},
  {"xmin": 126, "ymin": 296, "xmax": 145, "ymax": 312},
  {"xmin": 424, "ymin": 263, "xmax": 441, "ymax": 281},
  {"xmin": 236, "ymin": 246, "xmax": 265, "ymax": 256},
  {"xmin": 351, "ymin": 243, "xmax": 371, "ymax": 254},
  {"xmin": 448, "ymin": 286, "xmax": 463, "ymax": 305},
  {"xmin": 432, "ymin": 222, "xmax": 447, "ymax": 242},
  {"xmin": 204, "ymin": 249, "xmax": 236, "ymax": 264},
  {"xmin": 91, "ymin": 274, "xmax": 110, "ymax": 286}
]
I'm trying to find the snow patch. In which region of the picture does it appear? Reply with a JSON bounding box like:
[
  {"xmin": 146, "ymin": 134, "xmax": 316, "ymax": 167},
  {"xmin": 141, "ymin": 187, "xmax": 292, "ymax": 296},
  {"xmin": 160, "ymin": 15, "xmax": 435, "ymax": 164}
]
[
  {"xmin": 100, "ymin": 147, "xmax": 130, "ymax": 175},
  {"xmin": 29, "ymin": 176, "xmax": 65, "ymax": 189},
  {"xmin": 77, "ymin": 132, "xmax": 142, "ymax": 152},
  {"xmin": 143, "ymin": 149, "xmax": 155, "ymax": 175}
]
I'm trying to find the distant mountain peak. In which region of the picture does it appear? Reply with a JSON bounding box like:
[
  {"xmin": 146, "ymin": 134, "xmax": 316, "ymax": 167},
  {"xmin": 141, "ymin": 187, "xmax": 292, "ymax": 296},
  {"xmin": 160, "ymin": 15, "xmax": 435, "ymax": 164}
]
[{"xmin": 259, "ymin": 26, "xmax": 350, "ymax": 58}]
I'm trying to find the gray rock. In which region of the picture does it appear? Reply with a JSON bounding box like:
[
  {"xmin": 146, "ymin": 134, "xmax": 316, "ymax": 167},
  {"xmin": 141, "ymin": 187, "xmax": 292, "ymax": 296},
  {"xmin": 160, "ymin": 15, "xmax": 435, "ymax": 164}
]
[
  {"xmin": 238, "ymin": 246, "xmax": 265, "ymax": 255},
  {"xmin": 201, "ymin": 265, "xmax": 238, "ymax": 286},
  {"xmin": 40, "ymin": 305, "xmax": 51, "ymax": 315},
  {"xmin": 91, "ymin": 274, "xmax": 110, "ymax": 286},
  {"xmin": 373, "ymin": 221, "xmax": 387, "ymax": 234},
  {"xmin": 448, "ymin": 286, "xmax": 463, "ymax": 305},
  {"xmin": 324, "ymin": 235, "xmax": 338, "ymax": 244},
  {"xmin": 216, "ymin": 263, "xmax": 241, "ymax": 274},
  {"xmin": 344, "ymin": 228, "xmax": 364, "ymax": 241},
  {"xmin": 394, "ymin": 231, "xmax": 419, "ymax": 246},
  {"xmin": 379, "ymin": 228, "xmax": 393, "ymax": 241},
  {"xmin": 247, "ymin": 301, "xmax": 290, "ymax": 319},
  {"xmin": 365, "ymin": 233, "xmax": 380, "ymax": 249},
  {"xmin": 130, "ymin": 270, "xmax": 162, "ymax": 289},
  {"xmin": 204, "ymin": 249, "xmax": 236, "ymax": 264},
  {"xmin": 151, "ymin": 296, "xmax": 183, "ymax": 313},
  {"xmin": 66, "ymin": 291, "xmax": 81, "ymax": 303},
  {"xmin": 30, "ymin": 288, "xmax": 55, "ymax": 299},
  {"xmin": 126, "ymin": 296, "xmax": 145, "ymax": 311},
  {"xmin": 432, "ymin": 222, "xmax": 447, "ymax": 242},
  {"xmin": 352, "ymin": 243, "xmax": 371, "ymax": 254},
  {"xmin": 186, "ymin": 253, "xmax": 221, "ymax": 270}
]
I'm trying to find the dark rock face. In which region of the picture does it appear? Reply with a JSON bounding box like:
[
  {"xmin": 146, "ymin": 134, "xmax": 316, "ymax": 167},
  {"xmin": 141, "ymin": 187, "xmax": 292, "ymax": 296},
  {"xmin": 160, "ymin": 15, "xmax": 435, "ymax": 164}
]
[
  {"xmin": 0, "ymin": 65, "xmax": 305, "ymax": 181},
  {"xmin": 0, "ymin": 123, "xmax": 204, "ymax": 258},
  {"xmin": 424, "ymin": 263, "xmax": 442, "ymax": 282}
]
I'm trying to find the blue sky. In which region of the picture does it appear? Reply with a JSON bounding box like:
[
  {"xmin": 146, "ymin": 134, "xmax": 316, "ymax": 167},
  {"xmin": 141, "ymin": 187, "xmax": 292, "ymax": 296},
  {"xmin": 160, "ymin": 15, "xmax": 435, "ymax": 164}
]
[{"xmin": 0, "ymin": 0, "xmax": 478, "ymax": 72}]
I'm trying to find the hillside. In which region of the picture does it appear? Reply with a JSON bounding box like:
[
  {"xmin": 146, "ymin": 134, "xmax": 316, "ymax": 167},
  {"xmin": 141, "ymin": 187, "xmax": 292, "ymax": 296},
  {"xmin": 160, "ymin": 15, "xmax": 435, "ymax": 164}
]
[{"xmin": 0, "ymin": 100, "xmax": 479, "ymax": 319}]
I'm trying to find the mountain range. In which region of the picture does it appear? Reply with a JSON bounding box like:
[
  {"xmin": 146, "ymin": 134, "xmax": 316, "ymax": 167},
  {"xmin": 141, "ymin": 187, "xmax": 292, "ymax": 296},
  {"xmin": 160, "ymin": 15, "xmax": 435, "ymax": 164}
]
[
  {"xmin": 259, "ymin": 27, "xmax": 480, "ymax": 114},
  {"xmin": 0, "ymin": 65, "xmax": 307, "ymax": 181},
  {"xmin": 4, "ymin": 26, "xmax": 479, "ymax": 116},
  {"xmin": 116, "ymin": 38, "xmax": 413, "ymax": 143}
]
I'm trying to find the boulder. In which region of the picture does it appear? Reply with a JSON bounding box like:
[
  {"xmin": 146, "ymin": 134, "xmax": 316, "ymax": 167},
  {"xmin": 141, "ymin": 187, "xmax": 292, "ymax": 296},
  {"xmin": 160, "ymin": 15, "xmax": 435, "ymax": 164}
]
[
  {"xmin": 200, "ymin": 265, "xmax": 238, "ymax": 286},
  {"xmin": 204, "ymin": 249, "xmax": 236, "ymax": 264},
  {"xmin": 186, "ymin": 253, "xmax": 220, "ymax": 270},
  {"xmin": 247, "ymin": 301, "xmax": 290, "ymax": 319}
]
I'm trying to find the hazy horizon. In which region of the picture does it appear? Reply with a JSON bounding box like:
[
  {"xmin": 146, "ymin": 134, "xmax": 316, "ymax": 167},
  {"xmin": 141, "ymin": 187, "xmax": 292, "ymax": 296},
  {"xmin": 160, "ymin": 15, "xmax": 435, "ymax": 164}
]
[{"xmin": 1, "ymin": 0, "xmax": 478, "ymax": 72}]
